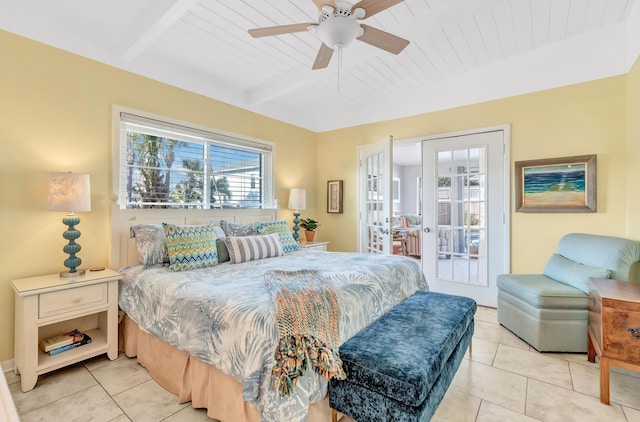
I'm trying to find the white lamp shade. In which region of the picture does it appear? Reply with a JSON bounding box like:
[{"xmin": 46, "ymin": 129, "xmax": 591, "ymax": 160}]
[
  {"xmin": 288, "ymin": 188, "xmax": 306, "ymax": 210},
  {"xmin": 48, "ymin": 172, "xmax": 92, "ymax": 212}
]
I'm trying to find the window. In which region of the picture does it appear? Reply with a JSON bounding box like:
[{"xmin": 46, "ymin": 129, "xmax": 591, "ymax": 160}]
[{"xmin": 114, "ymin": 108, "xmax": 274, "ymax": 209}]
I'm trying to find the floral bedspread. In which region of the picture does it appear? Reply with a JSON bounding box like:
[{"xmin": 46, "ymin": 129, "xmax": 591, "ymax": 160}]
[{"xmin": 118, "ymin": 251, "xmax": 428, "ymax": 421}]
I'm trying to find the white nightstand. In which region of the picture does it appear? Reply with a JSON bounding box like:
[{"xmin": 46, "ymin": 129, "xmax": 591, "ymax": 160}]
[
  {"xmin": 299, "ymin": 240, "xmax": 330, "ymax": 251},
  {"xmin": 11, "ymin": 268, "xmax": 122, "ymax": 392}
]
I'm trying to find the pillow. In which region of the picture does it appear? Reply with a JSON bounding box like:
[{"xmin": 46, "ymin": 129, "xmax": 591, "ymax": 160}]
[
  {"xmin": 224, "ymin": 233, "xmax": 284, "ymax": 264},
  {"xmin": 211, "ymin": 225, "xmax": 230, "ymax": 263},
  {"xmin": 130, "ymin": 224, "xmax": 168, "ymax": 268},
  {"xmin": 256, "ymin": 220, "xmax": 300, "ymax": 253},
  {"xmin": 220, "ymin": 220, "xmax": 257, "ymax": 237},
  {"xmin": 162, "ymin": 222, "xmax": 219, "ymax": 272},
  {"xmin": 216, "ymin": 238, "xmax": 230, "ymax": 263},
  {"xmin": 543, "ymin": 253, "xmax": 611, "ymax": 293}
]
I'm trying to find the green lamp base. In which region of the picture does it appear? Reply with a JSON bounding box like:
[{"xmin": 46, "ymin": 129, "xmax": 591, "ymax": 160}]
[
  {"xmin": 292, "ymin": 211, "xmax": 301, "ymax": 241},
  {"xmin": 60, "ymin": 214, "xmax": 85, "ymax": 278}
]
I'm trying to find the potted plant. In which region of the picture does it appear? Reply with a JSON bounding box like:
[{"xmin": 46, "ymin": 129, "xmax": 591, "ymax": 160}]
[{"xmin": 300, "ymin": 218, "xmax": 319, "ymax": 242}]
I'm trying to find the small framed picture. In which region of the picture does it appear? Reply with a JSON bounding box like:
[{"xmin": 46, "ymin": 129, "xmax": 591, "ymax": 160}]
[
  {"xmin": 327, "ymin": 180, "xmax": 343, "ymax": 214},
  {"xmin": 515, "ymin": 154, "xmax": 597, "ymax": 213}
]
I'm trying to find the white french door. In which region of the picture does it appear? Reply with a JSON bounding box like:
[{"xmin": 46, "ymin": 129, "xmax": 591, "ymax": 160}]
[
  {"xmin": 358, "ymin": 137, "xmax": 393, "ymax": 254},
  {"xmin": 422, "ymin": 127, "xmax": 510, "ymax": 307}
]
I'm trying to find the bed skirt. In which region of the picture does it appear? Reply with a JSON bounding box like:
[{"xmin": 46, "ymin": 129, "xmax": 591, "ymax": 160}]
[{"xmin": 119, "ymin": 313, "xmax": 341, "ymax": 421}]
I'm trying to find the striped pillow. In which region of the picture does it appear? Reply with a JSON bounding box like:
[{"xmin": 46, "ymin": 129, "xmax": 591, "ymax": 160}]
[
  {"xmin": 224, "ymin": 233, "xmax": 284, "ymax": 264},
  {"xmin": 162, "ymin": 222, "xmax": 218, "ymax": 272}
]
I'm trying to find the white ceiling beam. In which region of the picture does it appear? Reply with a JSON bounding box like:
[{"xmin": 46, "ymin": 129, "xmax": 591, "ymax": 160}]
[
  {"xmin": 245, "ymin": 0, "xmax": 499, "ymax": 105},
  {"xmin": 121, "ymin": 0, "xmax": 199, "ymax": 62}
]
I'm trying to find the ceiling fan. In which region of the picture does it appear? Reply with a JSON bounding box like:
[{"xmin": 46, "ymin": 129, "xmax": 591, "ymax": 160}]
[{"xmin": 249, "ymin": 0, "xmax": 410, "ymax": 70}]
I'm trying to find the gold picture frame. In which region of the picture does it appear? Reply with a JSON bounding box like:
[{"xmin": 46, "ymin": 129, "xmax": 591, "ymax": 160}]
[
  {"xmin": 515, "ymin": 154, "xmax": 597, "ymax": 213},
  {"xmin": 327, "ymin": 180, "xmax": 343, "ymax": 214}
]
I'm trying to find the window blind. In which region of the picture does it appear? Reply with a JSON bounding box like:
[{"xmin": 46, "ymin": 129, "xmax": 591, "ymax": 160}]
[{"xmin": 117, "ymin": 112, "xmax": 273, "ymax": 209}]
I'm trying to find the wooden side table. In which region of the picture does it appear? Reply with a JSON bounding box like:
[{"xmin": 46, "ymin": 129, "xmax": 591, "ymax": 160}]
[
  {"xmin": 392, "ymin": 229, "xmax": 408, "ymax": 256},
  {"xmin": 11, "ymin": 269, "xmax": 122, "ymax": 392},
  {"xmin": 587, "ymin": 278, "xmax": 640, "ymax": 404}
]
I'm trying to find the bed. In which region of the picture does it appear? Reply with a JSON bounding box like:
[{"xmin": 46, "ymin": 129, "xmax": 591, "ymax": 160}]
[{"xmin": 110, "ymin": 207, "xmax": 428, "ymax": 421}]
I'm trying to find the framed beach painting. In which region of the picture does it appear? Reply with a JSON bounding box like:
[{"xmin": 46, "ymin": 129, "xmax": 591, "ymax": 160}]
[{"xmin": 515, "ymin": 154, "xmax": 597, "ymax": 213}]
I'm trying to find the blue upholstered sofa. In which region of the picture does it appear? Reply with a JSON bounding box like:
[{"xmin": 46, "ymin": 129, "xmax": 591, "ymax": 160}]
[{"xmin": 497, "ymin": 233, "xmax": 640, "ymax": 352}]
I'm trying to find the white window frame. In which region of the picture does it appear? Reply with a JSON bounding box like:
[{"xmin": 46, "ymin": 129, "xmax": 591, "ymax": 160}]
[{"xmin": 112, "ymin": 105, "xmax": 275, "ymax": 210}]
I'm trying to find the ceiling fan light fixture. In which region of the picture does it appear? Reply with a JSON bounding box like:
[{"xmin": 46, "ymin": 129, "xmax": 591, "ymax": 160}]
[
  {"xmin": 316, "ymin": 16, "xmax": 363, "ymax": 49},
  {"xmin": 321, "ymin": 5, "xmax": 335, "ymax": 14},
  {"xmin": 248, "ymin": 0, "xmax": 409, "ymax": 70}
]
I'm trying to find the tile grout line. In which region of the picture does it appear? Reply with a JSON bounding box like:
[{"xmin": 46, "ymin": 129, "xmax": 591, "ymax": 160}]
[{"xmin": 84, "ymin": 361, "xmax": 130, "ymax": 421}]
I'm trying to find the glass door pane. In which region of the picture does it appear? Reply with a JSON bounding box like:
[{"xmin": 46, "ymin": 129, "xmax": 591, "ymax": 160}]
[
  {"xmin": 359, "ymin": 138, "xmax": 392, "ymax": 254},
  {"xmin": 436, "ymin": 147, "xmax": 488, "ymax": 286}
]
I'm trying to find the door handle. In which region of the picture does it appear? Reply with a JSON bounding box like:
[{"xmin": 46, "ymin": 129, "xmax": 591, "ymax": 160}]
[{"xmin": 423, "ymin": 227, "xmax": 431, "ymax": 233}]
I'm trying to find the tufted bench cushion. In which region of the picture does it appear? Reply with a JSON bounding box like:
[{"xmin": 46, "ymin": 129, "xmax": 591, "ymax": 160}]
[{"xmin": 329, "ymin": 290, "xmax": 476, "ymax": 422}]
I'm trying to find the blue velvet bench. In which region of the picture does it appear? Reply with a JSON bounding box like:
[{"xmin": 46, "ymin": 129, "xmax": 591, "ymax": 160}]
[{"xmin": 329, "ymin": 290, "xmax": 476, "ymax": 422}]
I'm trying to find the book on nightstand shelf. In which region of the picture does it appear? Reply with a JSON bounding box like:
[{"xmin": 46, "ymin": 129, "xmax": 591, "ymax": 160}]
[
  {"xmin": 39, "ymin": 329, "xmax": 84, "ymax": 352},
  {"xmin": 48, "ymin": 333, "xmax": 92, "ymax": 356}
]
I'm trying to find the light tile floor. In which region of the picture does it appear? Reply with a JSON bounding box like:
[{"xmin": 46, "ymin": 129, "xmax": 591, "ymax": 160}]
[{"xmin": 6, "ymin": 306, "xmax": 640, "ymax": 421}]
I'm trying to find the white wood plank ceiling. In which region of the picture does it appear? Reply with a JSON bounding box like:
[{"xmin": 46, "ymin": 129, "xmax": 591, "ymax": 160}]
[{"xmin": 0, "ymin": 0, "xmax": 638, "ymax": 132}]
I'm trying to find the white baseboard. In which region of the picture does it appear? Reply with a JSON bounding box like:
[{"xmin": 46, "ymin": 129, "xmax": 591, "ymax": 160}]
[{"xmin": 1, "ymin": 360, "xmax": 14, "ymax": 374}]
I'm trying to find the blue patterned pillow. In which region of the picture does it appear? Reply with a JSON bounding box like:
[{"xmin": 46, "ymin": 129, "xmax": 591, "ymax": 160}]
[
  {"xmin": 256, "ymin": 220, "xmax": 300, "ymax": 253},
  {"xmin": 130, "ymin": 224, "xmax": 169, "ymax": 268},
  {"xmin": 224, "ymin": 233, "xmax": 284, "ymax": 264},
  {"xmin": 162, "ymin": 222, "xmax": 218, "ymax": 271},
  {"xmin": 220, "ymin": 220, "xmax": 256, "ymax": 236}
]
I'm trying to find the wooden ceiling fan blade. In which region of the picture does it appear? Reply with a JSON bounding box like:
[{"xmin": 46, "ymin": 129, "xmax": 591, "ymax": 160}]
[
  {"xmin": 249, "ymin": 23, "xmax": 315, "ymax": 38},
  {"xmin": 352, "ymin": 0, "xmax": 404, "ymax": 18},
  {"xmin": 357, "ymin": 24, "xmax": 409, "ymax": 54},
  {"xmin": 312, "ymin": 0, "xmax": 338, "ymax": 11},
  {"xmin": 312, "ymin": 44, "xmax": 334, "ymax": 69}
]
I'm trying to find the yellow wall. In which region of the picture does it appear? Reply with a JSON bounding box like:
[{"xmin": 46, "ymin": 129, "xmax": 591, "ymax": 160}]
[
  {"xmin": 0, "ymin": 31, "xmax": 318, "ymax": 362},
  {"xmin": 628, "ymin": 56, "xmax": 640, "ymax": 240},
  {"xmin": 317, "ymin": 76, "xmax": 631, "ymax": 274},
  {"xmin": 0, "ymin": 28, "xmax": 637, "ymax": 363}
]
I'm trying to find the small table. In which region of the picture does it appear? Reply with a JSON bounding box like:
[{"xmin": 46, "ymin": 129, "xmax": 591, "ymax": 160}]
[
  {"xmin": 587, "ymin": 278, "xmax": 640, "ymax": 404},
  {"xmin": 12, "ymin": 269, "xmax": 122, "ymax": 392},
  {"xmin": 393, "ymin": 229, "xmax": 408, "ymax": 256},
  {"xmin": 299, "ymin": 240, "xmax": 329, "ymax": 251}
]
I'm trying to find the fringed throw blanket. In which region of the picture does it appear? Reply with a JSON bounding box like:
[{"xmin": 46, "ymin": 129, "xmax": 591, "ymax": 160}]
[{"xmin": 264, "ymin": 269, "xmax": 346, "ymax": 397}]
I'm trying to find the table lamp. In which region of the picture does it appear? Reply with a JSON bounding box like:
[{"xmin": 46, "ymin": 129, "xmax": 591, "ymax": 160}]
[
  {"xmin": 288, "ymin": 188, "xmax": 306, "ymax": 241},
  {"xmin": 48, "ymin": 172, "xmax": 91, "ymax": 278}
]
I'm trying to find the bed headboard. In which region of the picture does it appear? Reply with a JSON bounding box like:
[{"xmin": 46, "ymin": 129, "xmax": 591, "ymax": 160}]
[{"xmin": 109, "ymin": 205, "xmax": 280, "ymax": 270}]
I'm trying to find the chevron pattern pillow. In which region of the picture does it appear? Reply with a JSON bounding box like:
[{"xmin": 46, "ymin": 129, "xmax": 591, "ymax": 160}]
[
  {"xmin": 256, "ymin": 220, "xmax": 300, "ymax": 253},
  {"xmin": 162, "ymin": 222, "xmax": 218, "ymax": 271}
]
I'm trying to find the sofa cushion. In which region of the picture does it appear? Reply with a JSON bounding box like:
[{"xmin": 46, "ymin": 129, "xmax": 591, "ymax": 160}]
[
  {"xmin": 556, "ymin": 233, "xmax": 640, "ymax": 281},
  {"xmin": 400, "ymin": 214, "xmax": 421, "ymax": 227},
  {"xmin": 543, "ymin": 253, "xmax": 610, "ymax": 293},
  {"xmin": 337, "ymin": 291, "xmax": 476, "ymax": 408},
  {"xmin": 497, "ymin": 274, "xmax": 587, "ymax": 309}
]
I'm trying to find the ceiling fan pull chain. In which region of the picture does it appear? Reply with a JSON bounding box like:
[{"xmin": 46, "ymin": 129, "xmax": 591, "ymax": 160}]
[{"xmin": 337, "ymin": 44, "xmax": 342, "ymax": 93}]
